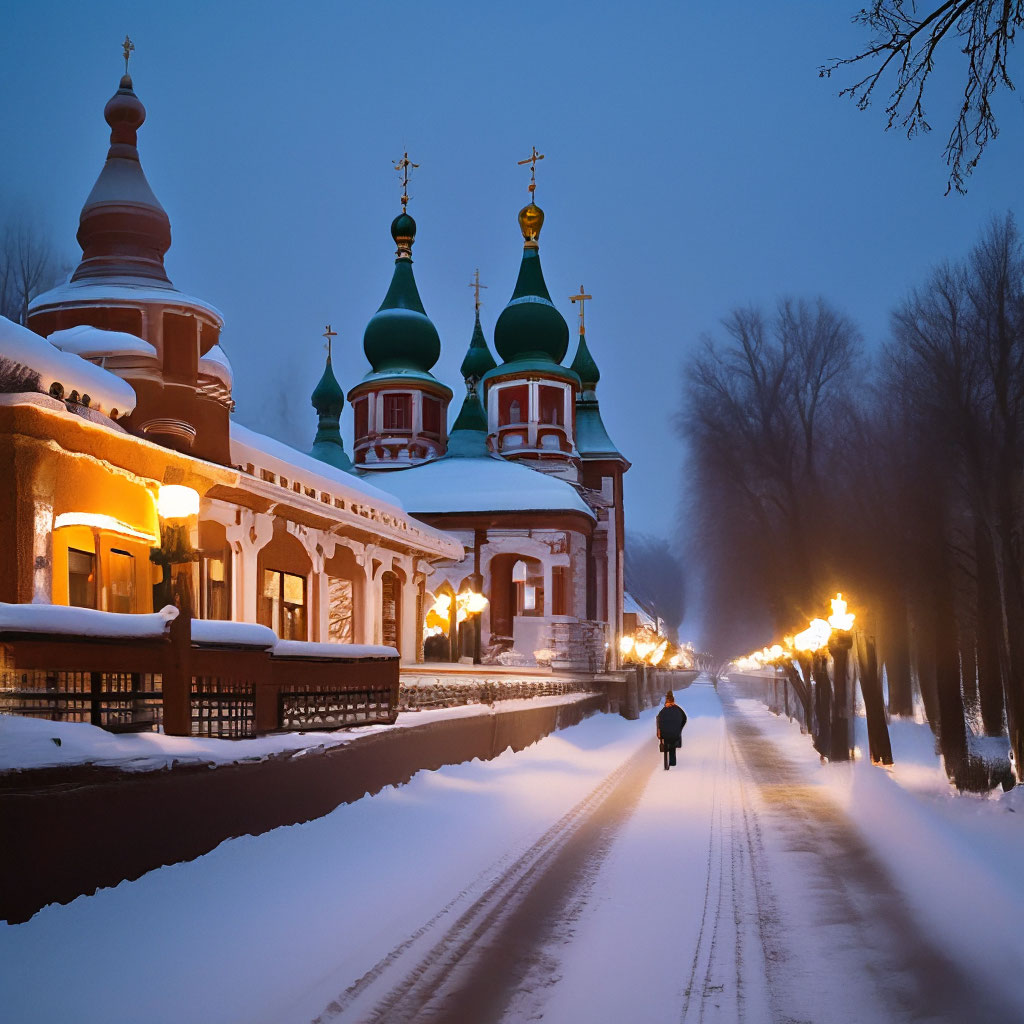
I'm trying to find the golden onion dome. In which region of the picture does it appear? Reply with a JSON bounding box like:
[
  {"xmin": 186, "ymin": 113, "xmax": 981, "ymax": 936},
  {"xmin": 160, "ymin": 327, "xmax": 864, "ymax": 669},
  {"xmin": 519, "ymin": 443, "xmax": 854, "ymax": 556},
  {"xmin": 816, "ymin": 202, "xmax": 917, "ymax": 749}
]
[{"xmin": 518, "ymin": 202, "xmax": 544, "ymax": 247}]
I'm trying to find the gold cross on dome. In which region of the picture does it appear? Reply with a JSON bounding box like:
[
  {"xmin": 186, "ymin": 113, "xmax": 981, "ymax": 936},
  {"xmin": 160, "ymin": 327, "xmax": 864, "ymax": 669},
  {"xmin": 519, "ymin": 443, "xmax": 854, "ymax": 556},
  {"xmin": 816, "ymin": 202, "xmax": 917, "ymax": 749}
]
[
  {"xmin": 323, "ymin": 324, "xmax": 337, "ymax": 361},
  {"xmin": 570, "ymin": 285, "xmax": 592, "ymax": 334},
  {"xmin": 394, "ymin": 151, "xmax": 419, "ymax": 211},
  {"xmin": 468, "ymin": 268, "xmax": 487, "ymax": 312},
  {"xmin": 517, "ymin": 146, "xmax": 545, "ymax": 197},
  {"xmin": 122, "ymin": 35, "xmax": 135, "ymax": 75}
]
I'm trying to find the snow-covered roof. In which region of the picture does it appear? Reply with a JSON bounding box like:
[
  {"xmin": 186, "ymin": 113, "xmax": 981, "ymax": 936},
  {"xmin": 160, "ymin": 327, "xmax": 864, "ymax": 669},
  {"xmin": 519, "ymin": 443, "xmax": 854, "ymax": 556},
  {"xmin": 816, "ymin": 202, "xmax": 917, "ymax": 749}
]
[
  {"xmin": 29, "ymin": 276, "xmax": 224, "ymax": 326},
  {"xmin": 623, "ymin": 592, "xmax": 656, "ymax": 627},
  {"xmin": 373, "ymin": 452, "xmax": 596, "ymax": 518},
  {"xmin": 230, "ymin": 421, "xmax": 409, "ymax": 512},
  {"xmin": 198, "ymin": 343, "xmax": 233, "ymax": 387},
  {"xmin": 0, "ymin": 315, "xmax": 137, "ymax": 416},
  {"xmin": 0, "ymin": 602, "xmax": 177, "ymax": 639},
  {"xmin": 48, "ymin": 324, "xmax": 156, "ymax": 360}
]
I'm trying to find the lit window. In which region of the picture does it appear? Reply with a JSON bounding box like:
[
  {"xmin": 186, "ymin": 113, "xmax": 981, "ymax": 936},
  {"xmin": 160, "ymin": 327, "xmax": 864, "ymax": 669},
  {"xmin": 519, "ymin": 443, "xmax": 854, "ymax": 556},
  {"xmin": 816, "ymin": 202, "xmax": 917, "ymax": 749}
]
[
  {"xmin": 68, "ymin": 548, "xmax": 96, "ymax": 609},
  {"xmin": 107, "ymin": 549, "xmax": 135, "ymax": 613},
  {"xmin": 201, "ymin": 553, "xmax": 231, "ymax": 620},
  {"xmin": 259, "ymin": 569, "xmax": 307, "ymax": 640}
]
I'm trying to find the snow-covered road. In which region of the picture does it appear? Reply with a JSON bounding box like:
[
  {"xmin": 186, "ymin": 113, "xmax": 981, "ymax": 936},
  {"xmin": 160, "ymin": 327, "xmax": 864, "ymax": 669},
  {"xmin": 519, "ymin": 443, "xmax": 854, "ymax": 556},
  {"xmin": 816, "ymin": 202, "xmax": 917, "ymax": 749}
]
[{"xmin": 3, "ymin": 680, "xmax": 1022, "ymax": 1023}]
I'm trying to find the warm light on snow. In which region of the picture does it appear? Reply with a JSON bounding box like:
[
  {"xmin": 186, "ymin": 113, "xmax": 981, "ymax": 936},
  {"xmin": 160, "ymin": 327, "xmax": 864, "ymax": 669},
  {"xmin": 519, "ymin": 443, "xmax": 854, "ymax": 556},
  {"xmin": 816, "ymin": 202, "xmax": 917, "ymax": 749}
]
[{"xmin": 52, "ymin": 512, "xmax": 157, "ymax": 545}]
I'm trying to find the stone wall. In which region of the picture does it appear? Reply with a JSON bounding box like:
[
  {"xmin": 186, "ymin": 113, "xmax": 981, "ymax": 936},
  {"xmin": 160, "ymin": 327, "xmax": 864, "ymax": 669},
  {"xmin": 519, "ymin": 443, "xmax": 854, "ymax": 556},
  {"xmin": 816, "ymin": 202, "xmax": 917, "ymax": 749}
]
[
  {"xmin": 548, "ymin": 619, "xmax": 607, "ymax": 672},
  {"xmin": 399, "ymin": 672, "xmax": 601, "ymax": 711}
]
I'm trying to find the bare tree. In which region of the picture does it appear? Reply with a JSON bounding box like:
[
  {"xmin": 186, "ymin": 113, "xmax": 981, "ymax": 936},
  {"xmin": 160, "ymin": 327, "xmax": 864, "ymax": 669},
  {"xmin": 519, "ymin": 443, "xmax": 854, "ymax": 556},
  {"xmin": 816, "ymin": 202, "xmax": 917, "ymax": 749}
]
[
  {"xmin": 682, "ymin": 297, "xmax": 860, "ymax": 643},
  {"xmin": 0, "ymin": 210, "xmax": 67, "ymax": 325},
  {"xmin": 821, "ymin": 2, "xmax": 1024, "ymax": 193}
]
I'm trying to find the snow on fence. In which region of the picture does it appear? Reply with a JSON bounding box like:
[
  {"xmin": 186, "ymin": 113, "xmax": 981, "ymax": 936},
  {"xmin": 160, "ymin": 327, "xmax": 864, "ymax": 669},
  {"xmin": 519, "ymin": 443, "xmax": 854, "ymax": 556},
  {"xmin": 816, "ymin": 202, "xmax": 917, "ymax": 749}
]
[{"xmin": 0, "ymin": 604, "xmax": 399, "ymax": 738}]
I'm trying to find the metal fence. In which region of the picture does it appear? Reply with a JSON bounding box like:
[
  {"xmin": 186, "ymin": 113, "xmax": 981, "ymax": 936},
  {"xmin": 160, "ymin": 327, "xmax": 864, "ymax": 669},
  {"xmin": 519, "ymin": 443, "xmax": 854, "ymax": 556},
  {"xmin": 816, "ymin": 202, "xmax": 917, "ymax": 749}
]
[{"xmin": 0, "ymin": 611, "xmax": 399, "ymax": 739}]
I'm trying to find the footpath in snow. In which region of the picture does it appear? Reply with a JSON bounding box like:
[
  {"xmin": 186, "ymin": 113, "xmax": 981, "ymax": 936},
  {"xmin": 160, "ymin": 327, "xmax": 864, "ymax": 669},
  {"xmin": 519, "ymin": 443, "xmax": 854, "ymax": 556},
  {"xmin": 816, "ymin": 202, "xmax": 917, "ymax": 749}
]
[{"xmin": 1, "ymin": 679, "xmax": 1021, "ymax": 1024}]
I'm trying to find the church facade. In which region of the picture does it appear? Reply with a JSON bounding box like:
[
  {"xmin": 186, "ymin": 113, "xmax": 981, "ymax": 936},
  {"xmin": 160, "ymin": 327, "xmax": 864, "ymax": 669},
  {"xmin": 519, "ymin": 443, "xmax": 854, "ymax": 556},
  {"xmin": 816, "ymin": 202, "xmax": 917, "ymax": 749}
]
[
  {"xmin": 2, "ymin": 57, "xmax": 628, "ymax": 669},
  {"xmin": 320, "ymin": 157, "xmax": 630, "ymax": 669},
  {"xmin": 3, "ymin": 65, "xmax": 460, "ymax": 663}
]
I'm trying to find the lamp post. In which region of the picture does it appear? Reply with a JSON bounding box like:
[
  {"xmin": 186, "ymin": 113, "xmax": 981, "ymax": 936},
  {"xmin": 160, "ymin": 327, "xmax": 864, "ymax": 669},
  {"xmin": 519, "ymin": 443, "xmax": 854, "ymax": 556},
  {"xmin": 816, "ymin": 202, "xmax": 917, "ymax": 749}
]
[
  {"xmin": 827, "ymin": 593, "xmax": 856, "ymax": 762},
  {"xmin": 152, "ymin": 484, "xmax": 200, "ymax": 615}
]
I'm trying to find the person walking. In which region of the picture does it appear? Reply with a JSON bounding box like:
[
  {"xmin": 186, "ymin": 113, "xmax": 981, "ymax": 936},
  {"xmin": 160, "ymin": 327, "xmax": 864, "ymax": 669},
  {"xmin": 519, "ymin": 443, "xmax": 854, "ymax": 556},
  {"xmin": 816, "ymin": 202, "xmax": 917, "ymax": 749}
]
[{"xmin": 656, "ymin": 691, "xmax": 687, "ymax": 770}]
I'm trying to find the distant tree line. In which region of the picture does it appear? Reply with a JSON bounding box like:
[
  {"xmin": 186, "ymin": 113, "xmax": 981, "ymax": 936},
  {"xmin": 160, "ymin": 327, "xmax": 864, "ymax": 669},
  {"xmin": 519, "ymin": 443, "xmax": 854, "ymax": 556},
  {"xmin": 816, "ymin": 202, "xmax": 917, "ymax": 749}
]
[
  {"xmin": 624, "ymin": 533, "xmax": 686, "ymax": 642},
  {"xmin": 681, "ymin": 213, "xmax": 1024, "ymax": 790}
]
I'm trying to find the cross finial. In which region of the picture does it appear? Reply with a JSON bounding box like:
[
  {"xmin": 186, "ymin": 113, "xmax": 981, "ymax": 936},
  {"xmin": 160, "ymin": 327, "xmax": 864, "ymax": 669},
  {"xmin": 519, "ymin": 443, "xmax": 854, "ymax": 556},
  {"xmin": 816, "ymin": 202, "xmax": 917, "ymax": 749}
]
[
  {"xmin": 394, "ymin": 151, "xmax": 419, "ymax": 212},
  {"xmin": 570, "ymin": 285, "xmax": 592, "ymax": 334},
  {"xmin": 517, "ymin": 146, "xmax": 545, "ymax": 198},
  {"xmin": 468, "ymin": 268, "xmax": 487, "ymax": 313},
  {"xmin": 122, "ymin": 35, "xmax": 135, "ymax": 76},
  {"xmin": 322, "ymin": 324, "xmax": 337, "ymax": 362}
]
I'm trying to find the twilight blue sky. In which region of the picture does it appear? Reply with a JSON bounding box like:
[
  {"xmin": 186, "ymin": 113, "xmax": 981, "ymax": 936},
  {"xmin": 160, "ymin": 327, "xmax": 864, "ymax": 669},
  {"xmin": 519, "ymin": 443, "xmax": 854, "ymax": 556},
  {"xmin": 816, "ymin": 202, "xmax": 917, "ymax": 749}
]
[{"xmin": 3, "ymin": 1, "xmax": 1024, "ymax": 550}]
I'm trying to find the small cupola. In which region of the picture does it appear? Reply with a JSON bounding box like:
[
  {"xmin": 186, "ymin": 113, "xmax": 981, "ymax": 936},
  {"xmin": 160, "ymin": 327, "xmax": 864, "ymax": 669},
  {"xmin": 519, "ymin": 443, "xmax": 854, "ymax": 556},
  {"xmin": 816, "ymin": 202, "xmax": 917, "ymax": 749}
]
[
  {"xmin": 482, "ymin": 151, "xmax": 580, "ymax": 481},
  {"xmin": 348, "ymin": 155, "xmax": 452, "ymax": 469},
  {"xmin": 72, "ymin": 52, "xmax": 172, "ymax": 285},
  {"xmin": 310, "ymin": 325, "xmax": 353, "ymax": 471}
]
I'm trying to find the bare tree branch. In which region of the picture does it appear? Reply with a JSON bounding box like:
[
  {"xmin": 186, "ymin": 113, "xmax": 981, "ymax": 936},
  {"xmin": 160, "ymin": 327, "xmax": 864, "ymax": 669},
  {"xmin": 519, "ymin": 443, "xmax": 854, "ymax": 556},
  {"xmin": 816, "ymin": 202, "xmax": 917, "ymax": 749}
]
[{"xmin": 821, "ymin": 1, "xmax": 1024, "ymax": 193}]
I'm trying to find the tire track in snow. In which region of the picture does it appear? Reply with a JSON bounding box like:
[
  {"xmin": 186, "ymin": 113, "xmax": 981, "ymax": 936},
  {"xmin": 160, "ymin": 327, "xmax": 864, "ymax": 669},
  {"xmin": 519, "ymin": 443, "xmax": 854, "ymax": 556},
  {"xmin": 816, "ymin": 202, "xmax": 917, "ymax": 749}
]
[
  {"xmin": 312, "ymin": 733, "xmax": 654, "ymax": 1024},
  {"xmin": 678, "ymin": 703, "xmax": 771, "ymax": 1024},
  {"xmin": 720, "ymin": 686, "xmax": 1022, "ymax": 1024}
]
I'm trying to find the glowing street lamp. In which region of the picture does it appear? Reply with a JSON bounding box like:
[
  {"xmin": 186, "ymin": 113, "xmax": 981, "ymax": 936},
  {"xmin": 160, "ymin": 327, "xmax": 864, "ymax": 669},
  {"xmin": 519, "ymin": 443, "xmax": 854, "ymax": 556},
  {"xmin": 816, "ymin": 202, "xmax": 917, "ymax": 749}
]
[
  {"xmin": 157, "ymin": 484, "xmax": 200, "ymax": 520},
  {"xmin": 153, "ymin": 484, "xmax": 201, "ymax": 613}
]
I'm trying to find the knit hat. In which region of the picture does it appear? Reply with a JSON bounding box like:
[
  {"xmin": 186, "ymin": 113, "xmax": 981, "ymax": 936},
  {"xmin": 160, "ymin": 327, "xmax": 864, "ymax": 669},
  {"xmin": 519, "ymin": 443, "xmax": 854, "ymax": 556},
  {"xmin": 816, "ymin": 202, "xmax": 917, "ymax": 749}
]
[{"xmin": 665, "ymin": 691, "xmax": 675, "ymax": 703}]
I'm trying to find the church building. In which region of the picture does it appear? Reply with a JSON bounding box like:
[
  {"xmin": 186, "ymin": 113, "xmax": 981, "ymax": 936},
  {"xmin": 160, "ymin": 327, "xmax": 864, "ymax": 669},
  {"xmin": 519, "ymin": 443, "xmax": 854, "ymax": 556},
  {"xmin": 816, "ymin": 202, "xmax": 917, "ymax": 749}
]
[
  {"xmin": 309, "ymin": 154, "xmax": 630, "ymax": 668},
  {"xmin": 1, "ymin": 51, "xmax": 628, "ymax": 670},
  {"xmin": 2, "ymin": 58, "xmax": 461, "ymax": 663}
]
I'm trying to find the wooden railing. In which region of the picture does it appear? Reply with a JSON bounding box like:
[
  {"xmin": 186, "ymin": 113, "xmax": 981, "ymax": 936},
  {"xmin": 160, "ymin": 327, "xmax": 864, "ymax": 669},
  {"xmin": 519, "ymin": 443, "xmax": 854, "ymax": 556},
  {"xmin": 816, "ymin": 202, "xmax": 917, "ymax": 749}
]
[{"xmin": 0, "ymin": 605, "xmax": 399, "ymax": 739}]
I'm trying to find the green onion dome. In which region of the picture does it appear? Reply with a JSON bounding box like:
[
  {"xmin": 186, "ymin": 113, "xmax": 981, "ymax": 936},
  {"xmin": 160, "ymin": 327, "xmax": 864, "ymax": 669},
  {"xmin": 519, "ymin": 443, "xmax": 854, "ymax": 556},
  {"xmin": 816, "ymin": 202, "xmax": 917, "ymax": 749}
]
[
  {"xmin": 310, "ymin": 355, "xmax": 353, "ymax": 471},
  {"xmin": 493, "ymin": 203, "xmax": 569, "ymax": 365},
  {"xmin": 460, "ymin": 309, "xmax": 497, "ymax": 383},
  {"xmin": 569, "ymin": 332, "xmax": 600, "ymax": 389},
  {"xmin": 362, "ymin": 212, "xmax": 442, "ymax": 374},
  {"xmin": 311, "ymin": 357, "xmax": 344, "ymax": 416}
]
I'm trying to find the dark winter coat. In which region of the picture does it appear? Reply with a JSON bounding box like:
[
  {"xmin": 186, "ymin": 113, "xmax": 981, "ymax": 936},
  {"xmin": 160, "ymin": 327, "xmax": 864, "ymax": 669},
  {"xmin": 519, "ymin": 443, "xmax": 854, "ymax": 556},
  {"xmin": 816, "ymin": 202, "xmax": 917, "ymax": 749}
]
[{"xmin": 656, "ymin": 704, "xmax": 687, "ymax": 749}]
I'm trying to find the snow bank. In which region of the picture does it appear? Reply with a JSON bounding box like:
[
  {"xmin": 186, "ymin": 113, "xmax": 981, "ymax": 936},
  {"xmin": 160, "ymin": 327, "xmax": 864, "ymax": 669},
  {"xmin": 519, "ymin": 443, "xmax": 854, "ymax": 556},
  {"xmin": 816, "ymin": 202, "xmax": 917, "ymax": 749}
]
[
  {"xmin": 0, "ymin": 699, "xmax": 642, "ymax": 1024},
  {"xmin": 733, "ymin": 696, "xmax": 1024, "ymax": 1009},
  {"xmin": 0, "ymin": 315, "xmax": 136, "ymax": 415},
  {"xmin": 0, "ymin": 603, "xmax": 177, "ymax": 639},
  {"xmin": 0, "ymin": 691, "xmax": 594, "ymax": 774},
  {"xmin": 190, "ymin": 619, "xmax": 276, "ymax": 649}
]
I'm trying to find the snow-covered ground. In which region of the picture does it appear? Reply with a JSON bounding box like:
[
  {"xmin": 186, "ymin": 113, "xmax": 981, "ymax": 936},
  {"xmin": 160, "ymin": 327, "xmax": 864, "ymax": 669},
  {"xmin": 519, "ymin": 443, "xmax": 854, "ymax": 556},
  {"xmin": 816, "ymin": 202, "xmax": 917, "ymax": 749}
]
[
  {"xmin": 2, "ymin": 681, "xmax": 1021, "ymax": 1023},
  {"xmin": 0, "ymin": 694, "xmax": 594, "ymax": 774}
]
